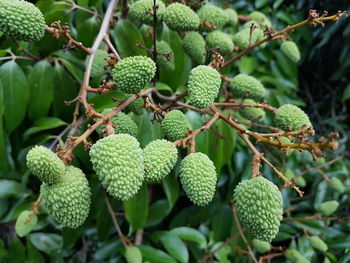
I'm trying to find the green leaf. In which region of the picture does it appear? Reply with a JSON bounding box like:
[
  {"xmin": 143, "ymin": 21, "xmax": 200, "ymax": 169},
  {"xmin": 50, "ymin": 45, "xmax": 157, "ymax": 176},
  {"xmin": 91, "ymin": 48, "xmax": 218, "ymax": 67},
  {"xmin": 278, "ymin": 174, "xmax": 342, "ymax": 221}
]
[
  {"xmin": 77, "ymin": 16, "xmax": 101, "ymax": 47},
  {"xmin": 145, "ymin": 199, "xmax": 170, "ymax": 228},
  {"xmin": 170, "ymin": 227, "xmax": 207, "ymax": 248},
  {"xmin": 132, "ymin": 112, "xmax": 163, "ymax": 148},
  {"xmin": 0, "ymin": 180, "xmax": 27, "ymax": 198},
  {"xmin": 162, "ymin": 173, "xmax": 179, "ymax": 209},
  {"xmin": 30, "ymin": 233, "xmax": 63, "ymax": 254},
  {"xmin": 28, "ymin": 61, "xmax": 54, "ymax": 120},
  {"xmin": 160, "ymin": 28, "xmax": 192, "ymax": 91},
  {"xmin": 124, "ymin": 183, "xmax": 149, "ymax": 232},
  {"xmin": 342, "ymin": 83, "xmax": 350, "ymax": 102},
  {"xmin": 158, "ymin": 231, "xmax": 189, "ymax": 263},
  {"xmin": 0, "ymin": 80, "xmax": 9, "ymax": 171},
  {"xmin": 26, "ymin": 238, "xmax": 45, "ymax": 263},
  {"xmin": 138, "ymin": 245, "xmax": 177, "ymax": 263},
  {"xmin": 0, "ymin": 61, "xmax": 29, "ymax": 132},
  {"xmin": 212, "ymin": 205, "xmax": 233, "ymax": 241},
  {"xmin": 327, "ymin": 237, "xmax": 350, "ymax": 250},
  {"xmin": 52, "ymin": 63, "xmax": 77, "ymax": 122},
  {"xmin": 112, "ymin": 19, "xmax": 147, "ymax": 58},
  {"xmin": 87, "ymin": 91, "xmax": 127, "ymax": 112},
  {"xmin": 24, "ymin": 117, "xmax": 67, "ymax": 137},
  {"xmin": 238, "ymin": 56, "xmax": 258, "ymax": 74},
  {"xmin": 59, "ymin": 58, "xmax": 84, "ymax": 84}
]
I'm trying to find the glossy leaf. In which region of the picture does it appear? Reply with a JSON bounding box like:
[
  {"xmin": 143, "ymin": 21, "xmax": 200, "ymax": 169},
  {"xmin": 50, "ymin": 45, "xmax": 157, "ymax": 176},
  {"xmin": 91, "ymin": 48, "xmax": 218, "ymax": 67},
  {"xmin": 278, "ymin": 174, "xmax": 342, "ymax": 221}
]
[
  {"xmin": 24, "ymin": 117, "xmax": 67, "ymax": 137},
  {"xmin": 170, "ymin": 227, "xmax": 207, "ymax": 248},
  {"xmin": 0, "ymin": 61, "xmax": 29, "ymax": 132},
  {"xmin": 30, "ymin": 233, "xmax": 63, "ymax": 254},
  {"xmin": 158, "ymin": 232, "xmax": 189, "ymax": 263},
  {"xmin": 138, "ymin": 245, "xmax": 177, "ymax": 263}
]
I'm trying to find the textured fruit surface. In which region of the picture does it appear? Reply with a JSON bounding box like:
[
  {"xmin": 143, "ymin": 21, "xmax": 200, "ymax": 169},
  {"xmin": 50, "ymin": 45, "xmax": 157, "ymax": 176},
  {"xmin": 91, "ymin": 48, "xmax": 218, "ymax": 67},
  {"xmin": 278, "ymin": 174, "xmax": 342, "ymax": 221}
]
[
  {"xmin": 206, "ymin": 30, "xmax": 234, "ymax": 55},
  {"xmin": 183, "ymin": 32, "xmax": 206, "ymax": 64},
  {"xmin": 329, "ymin": 177, "xmax": 345, "ymax": 194},
  {"xmin": 15, "ymin": 211, "xmax": 38, "ymax": 237},
  {"xmin": 155, "ymin": 41, "xmax": 175, "ymax": 72},
  {"xmin": 126, "ymin": 98, "xmax": 145, "ymax": 115},
  {"xmin": 319, "ymin": 200, "xmax": 339, "ymax": 216},
  {"xmin": 241, "ymin": 99, "xmax": 266, "ymax": 120},
  {"xmin": 143, "ymin": 140, "xmax": 178, "ymax": 182},
  {"xmin": 285, "ymin": 249, "xmax": 310, "ymax": 263},
  {"xmin": 41, "ymin": 166, "xmax": 91, "ymax": 228},
  {"xmin": 274, "ymin": 104, "xmax": 312, "ymax": 131},
  {"xmin": 230, "ymin": 74, "xmax": 266, "ymax": 101},
  {"xmin": 87, "ymin": 50, "xmax": 109, "ymax": 78},
  {"xmin": 281, "ymin": 41, "xmax": 301, "ymax": 63},
  {"xmin": 252, "ymin": 239, "xmax": 271, "ymax": 253},
  {"xmin": 163, "ymin": 3, "xmax": 199, "ymax": 32},
  {"xmin": 89, "ymin": 134, "xmax": 144, "ymax": 201},
  {"xmin": 233, "ymin": 176, "xmax": 283, "ymax": 242},
  {"xmin": 310, "ymin": 236, "xmax": 328, "ymax": 252},
  {"xmin": 0, "ymin": 0, "xmax": 45, "ymax": 42},
  {"xmin": 161, "ymin": 110, "xmax": 192, "ymax": 142},
  {"xmin": 179, "ymin": 153, "xmax": 217, "ymax": 206},
  {"xmin": 249, "ymin": 11, "xmax": 272, "ymax": 27},
  {"xmin": 187, "ymin": 65, "xmax": 221, "ymax": 109},
  {"xmin": 26, "ymin": 145, "xmax": 65, "ymax": 184},
  {"xmin": 224, "ymin": 8, "xmax": 238, "ymax": 26},
  {"xmin": 232, "ymin": 28, "xmax": 264, "ymax": 49},
  {"xmin": 125, "ymin": 246, "xmax": 142, "ymax": 263},
  {"xmin": 198, "ymin": 5, "xmax": 227, "ymax": 31},
  {"xmin": 112, "ymin": 56, "xmax": 156, "ymax": 94},
  {"xmin": 128, "ymin": 0, "xmax": 166, "ymax": 25},
  {"xmin": 96, "ymin": 109, "xmax": 138, "ymax": 137}
]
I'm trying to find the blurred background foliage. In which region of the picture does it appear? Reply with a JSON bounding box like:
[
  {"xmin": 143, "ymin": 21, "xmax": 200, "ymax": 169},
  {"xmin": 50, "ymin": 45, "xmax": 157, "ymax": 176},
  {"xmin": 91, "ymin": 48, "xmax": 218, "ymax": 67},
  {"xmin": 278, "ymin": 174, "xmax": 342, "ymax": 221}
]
[{"xmin": 0, "ymin": 0, "xmax": 349, "ymax": 262}]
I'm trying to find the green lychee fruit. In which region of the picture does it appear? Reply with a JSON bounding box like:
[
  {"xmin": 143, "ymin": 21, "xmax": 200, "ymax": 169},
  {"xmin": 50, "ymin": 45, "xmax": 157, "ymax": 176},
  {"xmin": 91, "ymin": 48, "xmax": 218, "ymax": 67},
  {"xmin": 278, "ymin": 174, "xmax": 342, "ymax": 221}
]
[
  {"xmin": 281, "ymin": 41, "xmax": 301, "ymax": 63},
  {"xmin": 89, "ymin": 134, "xmax": 144, "ymax": 201},
  {"xmin": 163, "ymin": 3, "xmax": 200, "ymax": 32},
  {"xmin": 87, "ymin": 49, "xmax": 109, "ymax": 78},
  {"xmin": 230, "ymin": 74, "xmax": 266, "ymax": 101},
  {"xmin": 128, "ymin": 0, "xmax": 166, "ymax": 25},
  {"xmin": 126, "ymin": 97, "xmax": 145, "ymax": 115},
  {"xmin": 233, "ymin": 176, "xmax": 283, "ymax": 242},
  {"xmin": 206, "ymin": 30, "xmax": 234, "ymax": 55},
  {"xmin": 183, "ymin": 31, "xmax": 206, "ymax": 64},
  {"xmin": 241, "ymin": 99, "xmax": 266, "ymax": 121},
  {"xmin": 318, "ymin": 200, "xmax": 339, "ymax": 216},
  {"xmin": 26, "ymin": 145, "xmax": 65, "ymax": 185},
  {"xmin": 224, "ymin": 8, "xmax": 238, "ymax": 26},
  {"xmin": 179, "ymin": 152, "xmax": 217, "ymax": 206},
  {"xmin": 329, "ymin": 177, "xmax": 345, "ymax": 194},
  {"xmin": 197, "ymin": 5, "xmax": 228, "ymax": 31},
  {"xmin": 252, "ymin": 239, "xmax": 271, "ymax": 253},
  {"xmin": 154, "ymin": 41, "xmax": 175, "ymax": 72},
  {"xmin": 274, "ymin": 104, "xmax": 312, "ymax": 131},
  {"xmin": 161, "ymin": 110, "xmax": 192, "ymax": 142},
  {"xmin": 309, "ymin": 236, "xmax": 328, "ymax": 252}
]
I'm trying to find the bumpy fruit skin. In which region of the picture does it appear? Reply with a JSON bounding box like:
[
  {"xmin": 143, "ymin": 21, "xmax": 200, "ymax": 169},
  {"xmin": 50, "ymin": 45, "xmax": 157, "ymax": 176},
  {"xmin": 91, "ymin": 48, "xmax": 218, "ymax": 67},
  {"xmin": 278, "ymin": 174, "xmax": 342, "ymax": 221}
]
[
  {"xmin": 329, "ymin": 177, "xmax": 345, "ymax": 194},
  {"xmin": 183, "ymin": 32, "xmax": 206, "ymax": 64},
  {"xmin": 252, "ymin": 239, "xmax": 271, "ymax": 253},
  {"xmin": 232, "ymin": 28, "xmax": 264, "ymax": 49},
  {"xmin": 310, "ymin": 236, "xmax": 328, "ymax": 252},
  {"xmin": 198, "ymin": 5, "xmax": 227, "ymax": 31},
  {"xmin": 96, "ymin": 109, "xmax": 138, "ymax": 137},
  {"xmin": 187, "ymin": 65, "xmax": 221, "ymax": 109},
  {"xmin": 179, "ymin": 152, "xmax": 217, "ymax": 206},
  {"xmin": 128, "ymin": 0, "xmax": 166, "ymax": 25},
  {"xmin": 89, "ymin": 134, "xmax": 144, "ymax": 201},
  {"xmin": 230, "ymin": 74, "xmax": 266, "ymax": 101},
  {"xmin": 126, "ymin": 98, "xmax": 145, "ymax": 115},
  {"xmin": 112, "ymin": 56, "xmax": 156, "ymax": 94},
  {"xmin": 155, "ymin": 41, "xmax": 175, "ymax": 72},
  {"xmin": 161, "ymin": 110, "xmax": 192, "ymax": 142},
  {"xmin": 26, "ymin": 146, "xmax": 65, "ymax": 184},
  {"xmin": 274, "ymin": 104, "xmax": 312, "ymax": 131},
  {"xmin": 0, "ymin": 0, "xmax": 45, "ymax": 42},
  {"xmin": 281, "ymin": 41, "xmax": 301, "ymax": 63},
  {"xmin": 249, "ymin": 11, "xmax": 272, "ymax": 27},
  {"xmin": 125, "ymin": 246, "xmax": 142, "ymax": 263},
  {"xmin": 143, "ymin": 140, "xmax": 178, "ymax": 182},
  {"xmin": 40, "ymin": 166, "xmax": 91, "ymax": 228},
  {"xmin": 206, "ymin": 30, "xmax": 234, "ymax": 55},
  {"xmin": 285, "ymin": 249, "xmax": 310, "ymax": 263},
  {"xmin": 87, "ymin": 50, "xmax": 109, "ymax": 78},
  {"xmin": 15, "ymin": 211, "xmax": 38, "ymax": 237},
  {"xmin": 163, "ymin": 3, "xmax": 199, "ymax": 32},
  {"xmin": 233, "ymin": 176, "xmax": 283, "ymax": 242},
  {"xmin": 241, "ymin": 99, "xmax": 265, "ymax": 121},
  {"xmin": 319, "ymin": 200, "xmax": 339, "ymax": 216},
  {"xmin": 224, "ymin": 8, "xmax": 238, "ymax": 26}
]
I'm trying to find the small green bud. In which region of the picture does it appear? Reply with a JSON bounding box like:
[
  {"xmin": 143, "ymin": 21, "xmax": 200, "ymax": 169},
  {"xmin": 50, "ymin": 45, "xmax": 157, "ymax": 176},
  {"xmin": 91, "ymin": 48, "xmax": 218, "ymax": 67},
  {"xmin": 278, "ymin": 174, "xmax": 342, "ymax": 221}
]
[
  {"xmin": 318, "ymin": 200, "xmax": 339, "ymax": 216},
  {"xmin": 252, "ymin": 239, "xmax": 271, "ymax": 253},
  {"xmin": 309, "ymin": 236, "xmax": 328, "ymax": 252},
  {"xmin": 329, "ymin": 178, "xmax": 345, "ymax": 194}
]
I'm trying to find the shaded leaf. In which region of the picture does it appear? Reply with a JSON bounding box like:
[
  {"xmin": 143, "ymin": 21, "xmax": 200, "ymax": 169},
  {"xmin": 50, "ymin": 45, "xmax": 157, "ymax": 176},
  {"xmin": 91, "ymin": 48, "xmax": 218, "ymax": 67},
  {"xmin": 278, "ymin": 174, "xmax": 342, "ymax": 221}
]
[
  {"xmin": 138, "ymin": 245, "xmax": 176, "ymax": 263},
  {"xmin": 30, "ymin": 233, "xmax": 63, "ymax": 254},
  {"xmin": 24, "ymin": 117, "xmax": 67, "ymax": 137},
  {"xmin": 170, "ymin": 227, "xmax": 207, "ymax": 248}
]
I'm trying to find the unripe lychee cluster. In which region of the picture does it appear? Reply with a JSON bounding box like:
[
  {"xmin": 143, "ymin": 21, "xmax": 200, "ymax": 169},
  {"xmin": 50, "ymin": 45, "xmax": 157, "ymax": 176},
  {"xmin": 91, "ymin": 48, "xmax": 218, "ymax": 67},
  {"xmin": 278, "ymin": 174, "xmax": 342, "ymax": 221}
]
[
  {"xmin": 129, "ymin": 0, "xmax": 166, "ymax": 25},
  {"xmin": 40, "ymin": 166, "xmax": 91, "ymax": 228},
  {"xmin": 126, "ymin": 97, "xmax": 145, "ymax": 115},
  {"xmin": 224, "ymin": 8, "xmax": 238, "ymax": 26},
  {"xmin": 96, "ymin": 109, "xmax": 138, "ymax": 137},
  {"xmin": 232, "ymin": 28, "xmax": 264, "ymax": 49},
  {"xmin": 89, "ymin": 134, "xmax": 144, "ymax": 201},
  {"xmin": 161, "ymin": 110, "xmax": 192, "ymax": 142},
  {"xmin": 249, "ymin": 11, "xmax": 272, "ymax": 28},
  {"xmin": 206, "ymin": 30, "xmax": 234, "ymax": 55},
  {"xmin": 183, "ymin": 32, "xmax": 206, "ymax": 64},
  {"xmin": 179, "ymin": 152, "xmax": 217, "ymax": 206},
  {"xmin": 230, "ymin": 74, "xmax": 266, "ymax": 101},
  {"xmin": 233, "ymin": 176, "xmax": 283, "ymax": 242},
  {"xmin": 274, "ymin": 104, "xmax": 312, "ymax": 131},
  {"xmin": 187, "ymin": 65, "xmax": 221, "ymax": 109},
  {"xmin": 197, "ymin": 5, "xmax": 227, "ymax": 31},
  {"xmin": 112, "ymin": 56, "xmax": 156, "ymax": 94},
  {"xmin": 163, "ymin": 3, "xmax": 199, "ymax": 32},
  {"xmin": 0, "ymin": 0, "xmax": 46, "ymax": 42}
]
